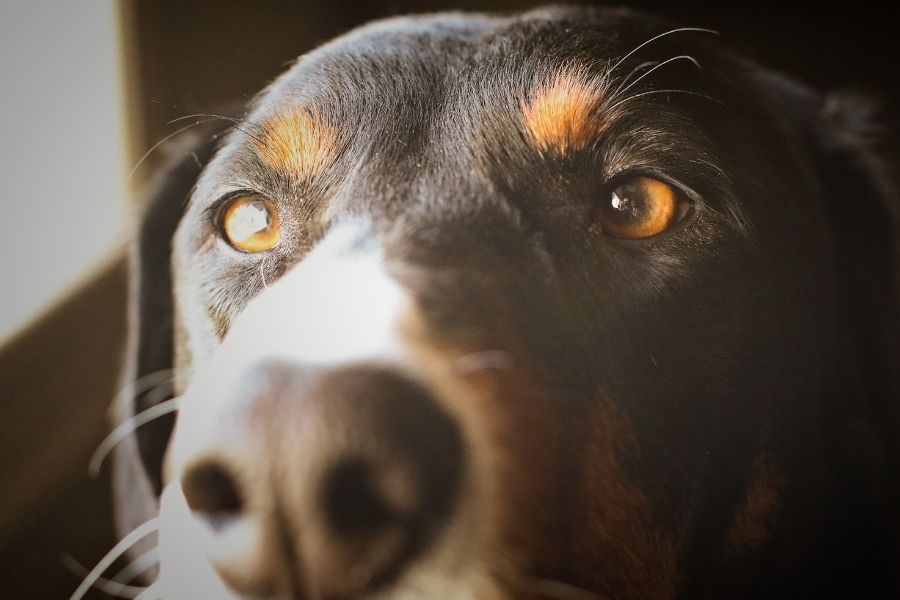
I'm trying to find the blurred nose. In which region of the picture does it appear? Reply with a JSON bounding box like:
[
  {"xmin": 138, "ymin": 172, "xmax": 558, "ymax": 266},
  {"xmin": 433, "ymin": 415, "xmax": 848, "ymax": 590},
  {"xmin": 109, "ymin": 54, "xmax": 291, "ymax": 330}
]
[{"xmin": 177, "ymin": 363, "xmax": 465, "ymax": 598}]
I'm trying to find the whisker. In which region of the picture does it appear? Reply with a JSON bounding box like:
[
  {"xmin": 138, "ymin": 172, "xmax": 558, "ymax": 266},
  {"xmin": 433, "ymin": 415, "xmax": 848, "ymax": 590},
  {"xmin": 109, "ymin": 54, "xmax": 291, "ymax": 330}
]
[
  {"xmin": 61, "ymin": 555, "xmax": 147, "ymax": 599},
  {"xmin": 110, "ymin": 370, "xmax": 175, "ymax": 413},
  {"xmin": 167, "ymin": 112, "xmax": 241, "ymax": 126},
  {"xmin": 606, "ymin": 27, "xmax": 718, "ymax": 77},
  {"xmin": 610, "ymin": 55, "xmax": 701, "ymax": 103},
  {"xmin": 111, "ymin": 546, "xmax": 160, "ymax": 593},
  {"xmin": 260, "ymin": 252, "xmax": 269, "ymax": 288},
  {"xmin": 90, "ymin": 396, "xmax": 182, "ymax": 476},
  {"xmin": 126, "ymin": 118, "xmax": 221, "ymax": 186},
  {"xmin": 136, "ymin": 377, "xmax": 178, "ymax": 414},
  {"xmin": 68, "ymin": 518, "xmax": 159, "ymax": 600},
  {"xmin": 611, "ymin": 60, "xmax": 660, "ymax": 97},
  {"xmin": 606, "ymin": 88, "xmax": 725, "ymax": 113},
  {"xmin": 168, "ymin": 111, "xmax": 270, "ymax": 150}
]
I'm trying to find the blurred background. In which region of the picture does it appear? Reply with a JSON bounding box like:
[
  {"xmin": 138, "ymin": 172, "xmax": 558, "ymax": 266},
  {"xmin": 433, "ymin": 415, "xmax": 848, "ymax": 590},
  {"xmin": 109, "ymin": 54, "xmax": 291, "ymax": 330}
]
[{"xmin": 0, "ymin": 1, "xmax": 895, "ymax": 597}]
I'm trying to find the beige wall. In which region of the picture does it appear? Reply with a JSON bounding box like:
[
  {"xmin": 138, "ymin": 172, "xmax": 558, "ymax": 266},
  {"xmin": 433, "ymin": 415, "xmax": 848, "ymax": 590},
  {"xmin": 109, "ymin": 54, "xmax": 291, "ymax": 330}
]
[{"xmin": 0, "ymin": 1, "xmax": 129, "ymax": 344}]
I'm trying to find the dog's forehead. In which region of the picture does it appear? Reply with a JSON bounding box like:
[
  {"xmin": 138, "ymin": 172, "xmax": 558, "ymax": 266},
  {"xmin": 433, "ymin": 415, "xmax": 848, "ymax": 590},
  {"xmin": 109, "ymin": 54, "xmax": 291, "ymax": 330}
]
[
  {"xmin": 241, "ymin": 8, "xmax": 712, "ymax": 161},
  {"xmin": 263, "ymin": 9, "xmax": 693, "ymax": 111},
  {"xmin": 188, "ymin": 6, "xmax": 794, "ymax": 241}
]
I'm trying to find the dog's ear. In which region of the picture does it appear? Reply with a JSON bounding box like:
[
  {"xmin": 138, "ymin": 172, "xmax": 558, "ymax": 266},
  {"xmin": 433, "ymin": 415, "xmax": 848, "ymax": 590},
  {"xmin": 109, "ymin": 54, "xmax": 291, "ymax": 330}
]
[
  {"xmin": 785, "ymin": 77, "xmax": 898, "ymax": 414},
  {"xmin": 112, "ymin": 121, "xmax": 229, "ymax": 544},
  {"xmin": 762, "ymin": 72, "xmax": 900, "ymax": 587}
]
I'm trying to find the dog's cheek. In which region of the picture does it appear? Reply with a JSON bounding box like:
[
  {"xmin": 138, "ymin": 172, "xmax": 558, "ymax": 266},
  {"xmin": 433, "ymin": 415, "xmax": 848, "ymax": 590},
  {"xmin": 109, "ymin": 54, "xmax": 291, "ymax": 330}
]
[
  {"xmin": 170, "ymin": 213, "xmax": 252, "ymax": 387},
  {"xmin": 466, "ymin": 368, "xmax": 569, "ymax": 572},
  {"xmin": 423, "ymin": 358, "xmax": 678, "ymax": 597},
  {"xmin": 399, "ymin": 332, "xmax": 575, "ymax": 586},
  {"xmin": 170, "ymin": 262, "xmax": 221, "ymax": 389},
  {"xmin": 570, "ymin": 395, "xmax": 679, "ymax": 600},
  {"xmin": 171, "ymin": 305, "xmax": 194, "ymax": 395}
]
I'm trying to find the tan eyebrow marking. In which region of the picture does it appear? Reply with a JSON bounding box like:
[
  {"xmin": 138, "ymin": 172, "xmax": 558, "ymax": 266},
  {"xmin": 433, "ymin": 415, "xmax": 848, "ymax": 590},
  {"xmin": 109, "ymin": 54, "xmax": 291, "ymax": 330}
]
[
  {"xmin": 522, "ymin": 71, "xmax": 608, "ymax": 155},
  {"xmin": 254, "ymin": 105, "xmax": 337, "ymax": 180}
]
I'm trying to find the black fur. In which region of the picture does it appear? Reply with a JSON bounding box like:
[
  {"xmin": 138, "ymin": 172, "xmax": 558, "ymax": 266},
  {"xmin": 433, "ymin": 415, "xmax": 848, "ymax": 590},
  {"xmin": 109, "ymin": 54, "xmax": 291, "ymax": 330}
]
[{"xmin": 116, "ymin": 6, "xmax": 899, "ymax": 598}]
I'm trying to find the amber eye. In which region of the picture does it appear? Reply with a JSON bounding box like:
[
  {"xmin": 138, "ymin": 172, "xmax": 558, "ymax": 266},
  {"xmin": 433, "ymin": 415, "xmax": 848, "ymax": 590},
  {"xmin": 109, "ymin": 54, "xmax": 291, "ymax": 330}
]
[
  {"xmin": 593, "ymin": 176, "xmax": 683, "ymax": 239},
  {"xmin": 221, "ymin": 196, "xmax": 281, "ymax": 252}
]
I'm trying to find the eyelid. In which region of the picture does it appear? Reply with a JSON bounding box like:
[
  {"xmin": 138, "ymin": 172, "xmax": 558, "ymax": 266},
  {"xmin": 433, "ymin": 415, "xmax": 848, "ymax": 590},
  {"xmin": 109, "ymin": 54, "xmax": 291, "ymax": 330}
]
[
  {"xmin": 603, "ymin": 169, "xmax": 689, "ymax": 197},
  {"xmin": 604, "ymin": 170, "xmax": 700, "ymax": 218}
]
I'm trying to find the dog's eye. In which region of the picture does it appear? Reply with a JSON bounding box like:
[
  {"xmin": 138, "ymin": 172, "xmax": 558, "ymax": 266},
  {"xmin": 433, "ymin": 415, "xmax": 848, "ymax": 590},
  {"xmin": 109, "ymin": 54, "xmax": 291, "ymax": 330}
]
[
  {"xmin": 221, "ymin": 196, "xmax": 281, "ymax": 252},
  {"xmin": 593, "ymin": 176, "xmax": 684, "ymax": 239}
]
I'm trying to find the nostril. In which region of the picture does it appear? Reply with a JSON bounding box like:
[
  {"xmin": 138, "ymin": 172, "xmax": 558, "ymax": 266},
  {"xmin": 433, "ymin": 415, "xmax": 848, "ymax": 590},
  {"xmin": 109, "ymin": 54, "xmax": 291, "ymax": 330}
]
[
  {"xmin": 181, "ymin": 461, "xmax": 244, "ymax": 524},
  {"xmin": 304, "ymin": 369, "xmax": 465, "ymax": 596},
  {"xmin": 322, "ymin": 458, "xmax": 401, "ymax": 536}
]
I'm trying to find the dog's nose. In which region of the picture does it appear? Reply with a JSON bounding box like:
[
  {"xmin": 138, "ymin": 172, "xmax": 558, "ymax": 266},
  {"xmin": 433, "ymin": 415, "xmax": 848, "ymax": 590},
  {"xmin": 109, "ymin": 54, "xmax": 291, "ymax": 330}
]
[{"xmin": 177, "ymin": 364, "xmax": 465, "ymax": 598}]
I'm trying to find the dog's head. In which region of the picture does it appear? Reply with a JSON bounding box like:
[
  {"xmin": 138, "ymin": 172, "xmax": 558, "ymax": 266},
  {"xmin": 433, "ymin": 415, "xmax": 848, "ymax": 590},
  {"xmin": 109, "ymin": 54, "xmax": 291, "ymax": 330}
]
[{"xmin": 112, "ymin": 7, "xmax": 899, "ymax": 599}]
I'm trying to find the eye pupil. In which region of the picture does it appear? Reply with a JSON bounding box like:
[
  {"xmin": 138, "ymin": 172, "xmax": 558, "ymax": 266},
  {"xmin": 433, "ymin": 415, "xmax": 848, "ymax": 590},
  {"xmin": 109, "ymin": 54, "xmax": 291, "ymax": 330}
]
[{"xmin": 221, "ymin": 196, "xmax": 281, "ymax": 252}]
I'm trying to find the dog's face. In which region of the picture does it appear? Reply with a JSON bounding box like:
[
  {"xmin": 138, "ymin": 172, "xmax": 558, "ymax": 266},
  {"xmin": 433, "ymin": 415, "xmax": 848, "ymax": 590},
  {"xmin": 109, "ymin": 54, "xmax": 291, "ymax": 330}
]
[{"xmin": 114, "ymin": 6, "xmax": 899, "ymax": 599}]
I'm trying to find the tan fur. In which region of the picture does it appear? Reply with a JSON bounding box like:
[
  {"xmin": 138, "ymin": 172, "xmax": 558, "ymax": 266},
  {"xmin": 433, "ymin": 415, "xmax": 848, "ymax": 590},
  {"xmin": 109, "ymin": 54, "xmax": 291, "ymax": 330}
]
[
  {"xmin": 522, "ymin": 71, "xmax": 608, "ymax": 155},
  {"xmin": 254, "ymin": 106, "xmax": 338, "ymax": 180}
]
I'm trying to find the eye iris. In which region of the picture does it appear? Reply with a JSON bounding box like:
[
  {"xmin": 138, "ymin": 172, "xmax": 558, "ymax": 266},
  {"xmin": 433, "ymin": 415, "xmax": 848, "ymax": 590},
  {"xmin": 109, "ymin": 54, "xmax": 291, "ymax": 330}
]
[
  {"xmin": 597, "ymin": 176, "xmax": 678, "ymax": 239},
  {"xmin": 222, "ymin": 197, "xmax": 281, "ymax": 252}
]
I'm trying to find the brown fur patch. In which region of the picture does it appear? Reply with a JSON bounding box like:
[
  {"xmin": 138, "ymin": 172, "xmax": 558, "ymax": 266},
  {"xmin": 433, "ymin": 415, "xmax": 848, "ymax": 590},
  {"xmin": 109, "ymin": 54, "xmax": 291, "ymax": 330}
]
[
  {"xmin": 253, "ymin": 106, "xmax": 337, "ymax": 180},
  {"xmin": 396, "ymin": 308, "xmax": 571, "ymax": 592},
  {"xmin": 398, "ymin": 294, "xmax": 676, "ymax": 598},
  {"xmin": 725, "ymin": 453, "xmax": 783, "ymax": 554},
  {"xmin": 573, "ymin": 396, "xmax": 678, "ymax": 600},
  {"xmin": 522, "ymin": 71, "xmax": 608, "ymax": 154}
]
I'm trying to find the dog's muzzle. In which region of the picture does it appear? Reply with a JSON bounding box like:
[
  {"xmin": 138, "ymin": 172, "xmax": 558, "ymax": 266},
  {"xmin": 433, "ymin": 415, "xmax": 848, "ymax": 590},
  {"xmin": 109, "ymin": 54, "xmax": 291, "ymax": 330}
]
[
  {"xmin": 158, "ymin": 224, "xmax": 471, "ymax": 598},
  {"xmin": 176, "ymin": 363, "xmax": 463, "ymax": 597}
]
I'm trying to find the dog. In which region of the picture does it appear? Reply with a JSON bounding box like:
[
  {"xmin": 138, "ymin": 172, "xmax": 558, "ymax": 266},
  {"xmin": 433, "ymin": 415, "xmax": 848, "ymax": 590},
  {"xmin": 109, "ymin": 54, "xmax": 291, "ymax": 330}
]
[{"xmin": 101, "ymin": 6, "xmax": 899, "ymax": 599}]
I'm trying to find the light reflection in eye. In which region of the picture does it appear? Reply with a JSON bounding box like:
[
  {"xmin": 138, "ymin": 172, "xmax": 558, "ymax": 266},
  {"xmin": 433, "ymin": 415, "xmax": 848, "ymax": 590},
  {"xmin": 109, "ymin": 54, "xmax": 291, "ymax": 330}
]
[{"xmin": 221, "ymin": 196, "xmax": 281, "ymax": 252}]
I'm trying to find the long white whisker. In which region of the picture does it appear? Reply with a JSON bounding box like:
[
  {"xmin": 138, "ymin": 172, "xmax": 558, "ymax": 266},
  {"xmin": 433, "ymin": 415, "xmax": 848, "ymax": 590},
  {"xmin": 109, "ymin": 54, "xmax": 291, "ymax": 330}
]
[
  {"xmin": 606, "ymin": 88, "xmax": 725, "ymax": 113},
  {"xmin": 62, "ymin": 554, "xmax": 149, "ymax": 598},
  {"xmin": 112, "ymin": 546, "xmax": 160, "ymax": 589},
  {"xmin": 126, "ymin": 119, "xmax": 220, "ymax": 186},
  {"xmin": 166, "ymin": 112, "xmax": 242, "ymax": 126},
  {"xmin": 61, "ymin": 555, "xmax": 147, "ymax": 598},
  {"xmin": 167, "ymin": 110, "xmax": 268, "ymax": 149},
  {"xmin": 611, "ymin": 55, "xmax": 700, "ymax": 102},
  {"xmin": 139, "ymin": 379, "xmax": 177, "ymax": 411},
  {"xmin": 90, "ymin": 396, "xmax": 182, "ymax": 476},
  {"xmin": 110, "ymin": 370, "xmax": 175, "ymax": 413},
  {"xmin": 68, "ymin": 518, "xmax": 159, "ymax": 600},
  {"xmin": 260, "ymin": 252, "xmax": 269, "ymax": 288},
  {"xmin": 606, "ymin": 27, "xmax": 718, "ymax": 77},
  {"xmin": 611, "ymin": 60, "xmax": 659, "ymax": 97}
]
